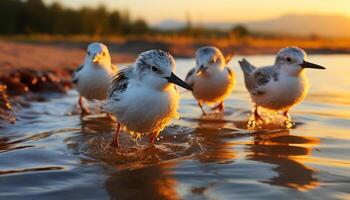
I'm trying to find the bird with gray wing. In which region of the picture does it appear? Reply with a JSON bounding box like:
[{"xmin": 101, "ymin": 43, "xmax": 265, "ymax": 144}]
[
  {"xmin": 185, "ymin": 46, "xmax": 235, "ymax": 114},
  {"xmin": 239, "ymin": 46, "xmax": 326, "ymax": 127},
  {"xmin": 103, "ymin": 50, "xmax": 193, "ymax": 148},
  {"xmin": 72, "ymin": 42, "xmax": 118, "ymax": 115}
]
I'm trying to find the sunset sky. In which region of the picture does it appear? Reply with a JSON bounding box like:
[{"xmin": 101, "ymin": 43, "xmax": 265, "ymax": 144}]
[{"xmin": 43, "ymin": 0, "xmax": 350, "ymax": 24}]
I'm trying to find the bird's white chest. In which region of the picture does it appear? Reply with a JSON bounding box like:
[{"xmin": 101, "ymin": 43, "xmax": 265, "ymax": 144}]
[
  {"xmin": 253, "ymin": 74, "xmax": 308, "ymax": 110},
  {"xmin": 192, "ymin": 71, "xmax": 234, "ymax": 103},
  {"xmin": 110, "ymin": 85, "xmax": 179, "ymax": 134},
  {"xmin": 76, "ymin": 66, "xmax": 114, "ymax": 100}
]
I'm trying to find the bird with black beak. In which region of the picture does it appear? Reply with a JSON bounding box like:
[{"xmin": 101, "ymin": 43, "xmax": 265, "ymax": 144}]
[{"xmin": 239, "ymin": 46, "xmax": 326, "ymax": 127}]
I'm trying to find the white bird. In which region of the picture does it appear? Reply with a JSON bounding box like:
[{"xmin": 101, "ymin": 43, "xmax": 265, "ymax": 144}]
[
  {"xmin": 185, "ymin": 46, "xmax": 235, "ymax": 114},
  {"xmin": 72, "ymin": 42, "xmax": 118, "ymax": 114},
  {"xmin": 239, "ymin": 46, "xmax": 325, "ymax": 126},
  {"xmin": 103, "ymin": 50, "xmax": 192, "ymax": 148}
]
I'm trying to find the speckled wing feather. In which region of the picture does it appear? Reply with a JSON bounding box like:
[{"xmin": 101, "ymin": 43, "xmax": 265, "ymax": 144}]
[
  {"xmin": 239, "ymin": 59, "xmax": 279, "ymax": 95},
  {"xmin": 107, "ymin": 66, "xmax": 133, "ymax": 100},
  {"xmin": 72, "ymin": 64, "xmax": 84, "ymax": 84},
  {"xmin": 250, "ymin": 67, "xmax": 278, "ymax": 95}
]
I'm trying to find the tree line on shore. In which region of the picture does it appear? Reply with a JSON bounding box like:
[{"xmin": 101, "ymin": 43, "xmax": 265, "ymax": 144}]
[
  {"xmin": 0, "ymin": 0, "xmax": 251, "ymax": 38},
  {"xmin": 0, "ymin": 0, "xmax": 149, "ymax": 35}
]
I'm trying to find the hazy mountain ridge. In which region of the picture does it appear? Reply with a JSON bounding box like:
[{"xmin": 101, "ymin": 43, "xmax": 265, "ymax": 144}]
[{"xmin": 154, "ymin": 14, "xmax": 350, "ymax": 38}]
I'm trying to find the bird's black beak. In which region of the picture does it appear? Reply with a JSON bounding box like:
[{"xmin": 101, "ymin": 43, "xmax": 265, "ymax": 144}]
[
  {"xmin": 301, "ymin": 60, "xmax": 326, "ymax": 69},
  {"xmin": 165, "ymin": 73, "xmax": 193, "ymax": 91},
  {"xmin": 196, "ymin": 65, "xmax": 208, "ymax": 75}
]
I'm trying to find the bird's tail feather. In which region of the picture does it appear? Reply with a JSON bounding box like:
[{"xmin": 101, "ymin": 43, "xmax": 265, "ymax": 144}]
[{"xmin": 238, "ymin": 59, "xmax": 255, "ymax": 75}]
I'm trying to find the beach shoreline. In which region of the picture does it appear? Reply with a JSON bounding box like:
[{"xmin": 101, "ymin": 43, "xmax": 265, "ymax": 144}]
[{"xmin": 1, "ymin": 36, "xmax": 350, "ymax": 75}]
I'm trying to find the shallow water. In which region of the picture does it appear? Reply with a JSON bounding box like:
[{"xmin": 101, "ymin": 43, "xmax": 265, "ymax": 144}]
[{"xmin": 1, "ymin": 55, "xmax": 349, "ymax": 200}]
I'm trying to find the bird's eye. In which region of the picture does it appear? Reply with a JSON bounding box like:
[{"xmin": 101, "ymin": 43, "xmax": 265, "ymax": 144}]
[
  {"xmin": 286, "ymin": 57, "xmax": 292, "ymax": 62},
  {"xmin": 102, "ymin": 52, "xmax": 106, "ymax": 56},
  {"xmin": 211, "ymin": 59, "xmax": 215, "ymax": 64},
  {"xmin": 151, "ymin": 66, "xmax": 159, "ymax": 72}
]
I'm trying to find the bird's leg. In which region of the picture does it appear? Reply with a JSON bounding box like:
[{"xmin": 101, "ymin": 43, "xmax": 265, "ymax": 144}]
[
  {"xmin": 253, "ymin": 106, "xmax": 263, "ymax": 122},
  {"xmin": 247, "ymin": 105, "xmax": 263, "ymax": 129},
  {"xmin": 211, "ymin": 101, "xmax": 224, "ymax": 112},
  {"xmin": 283, "ymin": 110, "xmax": 293, "ymax": 128},
  {"xmin": 78, "ymin": 96, "xmax": 90, "ymax": 115},
  {"xmin": 111, "ymin": 122, "xmax": 121, "ymax": 148},
  {"xmin": 149, "ymin": 131, "xmax": 159, "ymax": 145},
  {"xmin": 198, "ymin": 101, "xmax": 207, "ymax": 115}
]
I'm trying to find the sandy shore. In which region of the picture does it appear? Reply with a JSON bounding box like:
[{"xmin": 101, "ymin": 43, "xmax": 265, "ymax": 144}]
[
  {"xmin": 0, "ymin": 40, "xmax": 134, "ymax": 76},
  {"xmin": 1, "ymin": 37, "xmax": 350, "ymax": 75}
]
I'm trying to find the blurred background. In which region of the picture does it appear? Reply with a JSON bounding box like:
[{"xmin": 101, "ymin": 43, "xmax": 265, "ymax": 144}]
[
  {"xmin": 0, "ymin": 1, "xmax": 350, "ymax": 199},
  {"xmin": 0, "ymin": 0, "xmax": 350, "ymax": 72}
]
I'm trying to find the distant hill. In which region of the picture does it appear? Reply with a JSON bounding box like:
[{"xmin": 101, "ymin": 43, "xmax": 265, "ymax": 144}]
[
  {"xmin": 245, "ymin": 14, "xmax": 350, "ymax": 38},
  {"xmin": 153, "ymin": 14, "xmax": 350, "ymax": 38},
  {"xmin": 155, "ymin": 20, "xmax": 187, "ymax": 30}
]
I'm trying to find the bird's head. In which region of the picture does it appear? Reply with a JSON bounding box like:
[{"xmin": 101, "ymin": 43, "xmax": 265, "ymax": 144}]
[
  {"xmin": 195, "ymin": 46, "xmax": 229, "ymax": 76},
  {"xmin": 85, "ymin": 42, "xmax": 111, "ymax": 67},
  {"xmin": 135, "ymin": 50, "xmax": 192, "ymax": 91},
  {"xmin": 275, "ymin": 46, "xmax": 325, "ymax": 76}
]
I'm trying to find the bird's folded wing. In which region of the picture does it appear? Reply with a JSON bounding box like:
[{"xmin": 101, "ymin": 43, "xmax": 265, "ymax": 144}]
[
  {"xmin": 107, "ymin": 66, "xmax": 133, "ymax": 100},
  {"xmin": 250, "ymin": 67, "xmax": 276, "ymax": 95}
]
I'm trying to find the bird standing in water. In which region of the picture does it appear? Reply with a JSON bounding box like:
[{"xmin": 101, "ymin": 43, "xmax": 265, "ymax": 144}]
[
  {"xmin": 185, "ymin": 46, "xmax": 235, "ymax": 115},
  {"xmin": 239, "ymin": 46, "xmax": 326, "ymax": 127},
  {"xmin": 72, "ymin": 42, "xmax": 117, "ymax": 114},
  {"xmin": 103, "ymin": 50, "xmax": 192, "ymax": 148}
]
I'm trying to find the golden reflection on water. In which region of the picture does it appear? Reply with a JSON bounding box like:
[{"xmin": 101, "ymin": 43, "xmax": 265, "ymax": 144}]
[
  {"xmin": 103, "ymin": 113, "xmax": 239, "ymax": 200},
  {"xmin": 247, "ymin": 130, "xmax": 320, "ymax": 191},
  {"xmin": 77, "ymin": 110, "xmax": 323, "ymax": 194},
  {"xmin": 195, "ymin": 113, "xmax": 237, "ymax": 164},
  {"xmin": 1, "ymin": 55, "xmax": 350, "ymax": 199},
  {"xmin": 105, "ymin": 162, "xmax": 180, "ymax": 200}
]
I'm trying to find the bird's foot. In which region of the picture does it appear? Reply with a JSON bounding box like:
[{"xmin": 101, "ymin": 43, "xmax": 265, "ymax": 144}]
[
  {"xmin": 282, "ymin": 110, "xmax": 294, "ymax": 129},
  {"xmin": 247, "ymin": 110, "xmax": 263, "ymax": 130},
  {"xmin": 247, "ymin": 118, "xmax": 263, "ymax": 130},
  {"xmin": 284, "ymin": 118, "xmax": 294, "ymax": 129}
]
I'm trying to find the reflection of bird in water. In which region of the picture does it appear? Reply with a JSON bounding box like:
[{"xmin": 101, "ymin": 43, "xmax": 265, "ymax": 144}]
[
  {"xmin": 197, "ymin": 112, "xmax": 228, "ymax": 130},
  {"xmin": 192, "ymin": 113, "xmax": 236, "ymax": 164},
  {"xmin": 239, "ymin": 47, "xmax": 325, "ymax": 128},
  {"xmin": 105, "ymin": 162, "xmax": 180, "ymax": 200},
  {"xmin": 72, "ymin": 43, "xmax": 118, "ymax": 115},
  {"xmin": 79, "ymin": 114, "xmax": 115, "ymax": 133},
  {"xmin": 247, "ymin": 130, "xmax": 319, "ymax": 190},
  {"xmin": 103, "ymin": 50, "xmax": 192, "ymax": 148},
  {"xmin": 185, "ymin": 46, "xmax": 235, "ymax": 115}
]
